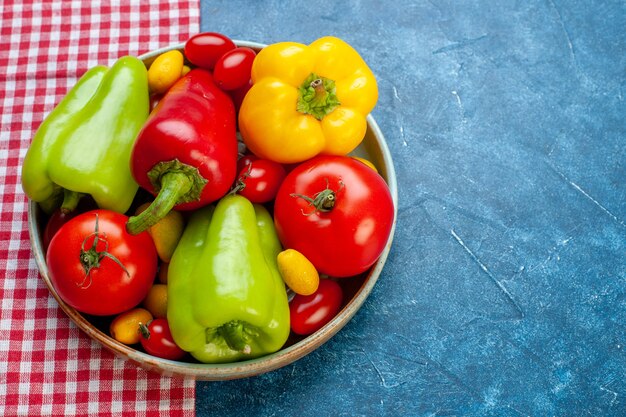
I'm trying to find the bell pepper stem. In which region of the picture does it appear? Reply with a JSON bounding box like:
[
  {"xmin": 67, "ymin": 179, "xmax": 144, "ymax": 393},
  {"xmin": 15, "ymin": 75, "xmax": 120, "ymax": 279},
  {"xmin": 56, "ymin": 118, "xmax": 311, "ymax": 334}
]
[
  {"xmin": 61, "ymin": 189, "xmax": 83, "ymax": 213},
  {"xmin": 126, "ymin": 171, "xmax": 193, "ymax": 235},
  {"xmin": 38, "ymin": 188, "xmax": 63, "ymax": 215},
  {"xmin": 296, "ymin": 73, "xmax": 340, "ymax": 120},
  {"xmin": 207, "ymin": 321, "xmax": 259, "ymax": 355}
]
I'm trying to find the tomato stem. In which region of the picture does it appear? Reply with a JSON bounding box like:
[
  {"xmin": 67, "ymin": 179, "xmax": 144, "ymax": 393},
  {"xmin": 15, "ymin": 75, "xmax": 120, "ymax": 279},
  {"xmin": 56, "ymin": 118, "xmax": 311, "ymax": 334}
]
[
  {"xmin": 290, "ymin": 179, "xmax": 344, "ymax": 216},
  {"xmin": 139, "ymin": 322, "xmax": 151, "ymax": 339},
  {"xmin": 229, "ymin": 163, "xmax": 251, "ymax": 195},
  {"xmin": 78, "ymin": 213, "xmax": 130, "ymax": 289}
]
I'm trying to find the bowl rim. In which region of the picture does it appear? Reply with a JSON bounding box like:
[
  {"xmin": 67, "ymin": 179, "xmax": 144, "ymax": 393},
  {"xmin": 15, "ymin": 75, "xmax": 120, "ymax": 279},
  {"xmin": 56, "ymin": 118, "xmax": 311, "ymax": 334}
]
[{"xmin": 27, "ymin": 40, "xmax": 398, "ymax": 380}]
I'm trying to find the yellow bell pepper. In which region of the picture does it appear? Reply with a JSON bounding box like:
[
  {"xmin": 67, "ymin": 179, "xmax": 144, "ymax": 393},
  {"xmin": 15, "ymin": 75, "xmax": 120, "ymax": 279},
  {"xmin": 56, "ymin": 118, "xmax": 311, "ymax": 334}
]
[{"xmin": 238, "ymin": 36, "xmax": 378, "ymax": 164}]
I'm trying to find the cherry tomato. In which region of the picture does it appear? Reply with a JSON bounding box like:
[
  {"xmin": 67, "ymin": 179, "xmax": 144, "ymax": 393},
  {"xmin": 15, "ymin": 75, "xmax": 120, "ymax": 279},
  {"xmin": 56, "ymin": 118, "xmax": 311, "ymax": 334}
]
[
  {"xmin": 142, "ymin": 283, "xmax": 168, "ymax": 319},
  {"xmin": 184, "ymin": 32, "xmax": 236, "ymax": 70},
  {"xmin": 43, "ymin": 209, "xmax": 78, "ymax": 251},
  {"xmin": 235, "ymin": 159, "xmax": 286, "ymax": 203},
  {"xmin": 42, "ymin": 198, "xmax": 96, "ymax": 251},
  {"xmin": 46, "ymin": 209, "xmax": 158, "ymax": 316},
  {"xmin": 274, "ymin": 155, "xmax": 395, "ymax": 277},
  {"xmin": 213, "ymin": 47, "xmax": 256, "ymax": 91},
  {"xmin": 110, "ymin": 307, "xmax": 153, "ymax": 345},
  {"xmin": 277, "ymin": 248, "xmax": 320, "ymax": 296},
  {"xmin": 139, "ymin": 318, "xmax": 186, "ymax": 360},
  {"xmin": 289, "ymin": 279, "xmax": 343, "ymax": 335},
  {"xmin": 236, "ymin": 153, "xmax": 258, "ymax": 173}
]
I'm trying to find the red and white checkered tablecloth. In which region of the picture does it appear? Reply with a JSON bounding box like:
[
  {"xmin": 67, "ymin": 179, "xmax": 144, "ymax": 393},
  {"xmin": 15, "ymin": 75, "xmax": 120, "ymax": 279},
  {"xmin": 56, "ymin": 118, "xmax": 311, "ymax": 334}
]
[{"xmin": 0, "ymin": 1, "xmax": 200, "ymax": 416}]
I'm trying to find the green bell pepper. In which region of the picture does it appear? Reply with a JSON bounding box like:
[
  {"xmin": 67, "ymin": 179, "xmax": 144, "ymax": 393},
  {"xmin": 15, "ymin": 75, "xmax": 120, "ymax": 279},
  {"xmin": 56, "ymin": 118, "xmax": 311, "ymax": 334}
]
[
  {"xmin": 168, "ymin": 194, "xmax": 290, "ymax": 363},
  {"xmin": 21, "ymin": 56, "xmax": 149, "ymax": 214}
]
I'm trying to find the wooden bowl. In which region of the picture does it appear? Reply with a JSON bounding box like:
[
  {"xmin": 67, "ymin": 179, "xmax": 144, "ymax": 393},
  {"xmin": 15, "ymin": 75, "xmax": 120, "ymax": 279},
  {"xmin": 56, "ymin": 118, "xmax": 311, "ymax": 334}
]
[{"xmin": 27, "ymin": 41, "xmax": 398, "ymax": 380}]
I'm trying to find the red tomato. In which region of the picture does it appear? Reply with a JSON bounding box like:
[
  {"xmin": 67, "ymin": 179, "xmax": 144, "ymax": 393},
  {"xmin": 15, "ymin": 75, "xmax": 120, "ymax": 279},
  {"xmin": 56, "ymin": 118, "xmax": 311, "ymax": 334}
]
[
  {"xmin": 184, "ymin": 32, "xmax": 236, "ymax": 70},
  {"xmin": 290, "ymin": 279, "xmax": 343, "ymax": 335},
  {"xmin": 139, "ymin": 318, "xmax": 186, "ymax": 360},
  {"xmin": 213, "ymin": 47, "xmax": 256, "ymax": 91},
  {"xmin": 235, "ymin": 159, "xmax": 286, "ymax": 203},
  {"xmin": 46, "ymin": 210, "xmax": 158, "ymax": 316},
  {"xmin": 42, "ymin": 198, "xmax": 97, "ymax": 250},
  {"xmin": 43, "ymin": 209, "xmax": 78, "ymax": 251},
  {"xmin": 236, "ymin": 152, "xmax": 258, "ymax": 173},
  {"xmin": 274, "ymin": 155, "xmax": 394, "ymax": 277}
]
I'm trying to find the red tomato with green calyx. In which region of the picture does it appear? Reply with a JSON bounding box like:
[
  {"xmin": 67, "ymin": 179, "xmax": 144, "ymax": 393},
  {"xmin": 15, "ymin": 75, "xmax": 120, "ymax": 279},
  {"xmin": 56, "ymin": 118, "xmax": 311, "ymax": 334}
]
[
  {"xmin": 46, "ymin": 210, "xmax": 157, "ymax": 316},
  {"xmin": 290, "ymin": 279, "xmax": 343, "ymax": 335},
  {"xmin": 274, "ymin": 155, "xmax": 394, "ymax": 277}
]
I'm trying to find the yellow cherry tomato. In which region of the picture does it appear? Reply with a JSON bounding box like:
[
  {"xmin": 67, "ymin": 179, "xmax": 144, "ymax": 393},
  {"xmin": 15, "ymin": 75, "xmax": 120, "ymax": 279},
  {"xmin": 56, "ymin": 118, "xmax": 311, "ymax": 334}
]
[
  {"xmin": 148, "ymin": 50, "xmax": 184, "ymax": 94},
  {"xmin": 351, "ymin": 156, "xmax": 378, "ymax": 172},
  {"xmin": 277, "ymin": 249, "xmax": 320, "ymax": 295},
  {"xmin": 142, "ymin": 283, "xmax": 168, "ymax": 319},
  {"xmin": 135, "ymin": 202, "xmax": 185, "ymax": 263},
  {"xmin": 110, "ymin": 308, "xmax": 153, "ymax": 345}
]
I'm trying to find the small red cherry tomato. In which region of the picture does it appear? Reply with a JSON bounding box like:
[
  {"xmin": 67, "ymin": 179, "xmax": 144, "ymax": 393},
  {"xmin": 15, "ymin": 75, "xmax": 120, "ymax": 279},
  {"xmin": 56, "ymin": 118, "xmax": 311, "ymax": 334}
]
[
  {"xmin": 43, "ymin": 209, "xmax": 78, "ymax": 251},
  {"xmin": 235, "ymin": 159, "xmax": 286, "ymax": 203},
  {"xmin": 236, "ymin": 153, "xmax": 258, "ymax": 174},
  {"xmin": 42, "ymin": 198, "xmax": 96, "ymax": 251},
  {"xmin": 184, "ymin": 32, "xmax": 236, "ymax": 70},
  {"xmin": 139, "ymin": 318, "xmax": 186, "ymax": 360},
  {"xmin": 213, "ymin": 47, "xmax": 256, "ymax": 91},
  {"xmin": 289, "ymin": 279, "xmax": 343, "ymax": 335}
]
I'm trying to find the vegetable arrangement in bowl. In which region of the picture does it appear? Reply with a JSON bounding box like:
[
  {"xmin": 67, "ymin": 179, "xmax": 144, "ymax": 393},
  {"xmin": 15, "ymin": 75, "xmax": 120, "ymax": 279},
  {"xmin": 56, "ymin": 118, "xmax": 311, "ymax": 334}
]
[{"xmin": 22, "ymin": 32, "xmax": 396, "ymax": 376}]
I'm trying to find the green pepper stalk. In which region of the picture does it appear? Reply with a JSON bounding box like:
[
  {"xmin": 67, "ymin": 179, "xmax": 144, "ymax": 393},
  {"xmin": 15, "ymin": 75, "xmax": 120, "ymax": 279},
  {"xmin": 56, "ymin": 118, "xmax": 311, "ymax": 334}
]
[
  {"xmin": 167, "ymin": 194, "xmax": 290, "ymax": 363},
  {"xmin": 125, "ymin": 68, "xmax": 238, "ymax": 235},
  {"xmin": 21, "ymin": 56, "xmax": 150, "ymax": 214}
]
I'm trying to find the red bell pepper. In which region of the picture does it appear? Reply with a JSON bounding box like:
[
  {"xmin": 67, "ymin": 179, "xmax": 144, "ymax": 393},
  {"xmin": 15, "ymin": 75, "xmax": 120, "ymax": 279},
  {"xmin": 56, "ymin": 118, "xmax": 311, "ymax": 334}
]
[{"xmin": 126, "ymin": 68, "xmax": 238, "ymax": 234}]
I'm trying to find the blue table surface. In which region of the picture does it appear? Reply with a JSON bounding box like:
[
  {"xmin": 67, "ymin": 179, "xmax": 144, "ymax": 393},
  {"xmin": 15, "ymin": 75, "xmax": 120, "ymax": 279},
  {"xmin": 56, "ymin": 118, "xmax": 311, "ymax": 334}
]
[{"xmin": 196, "ymin": 1, "xmax": 625, "ymax": 416}]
